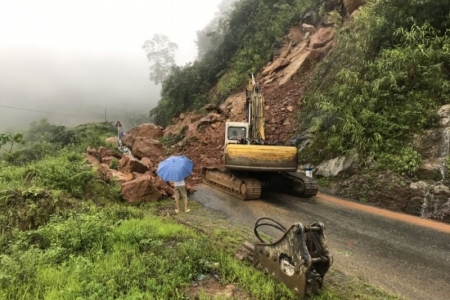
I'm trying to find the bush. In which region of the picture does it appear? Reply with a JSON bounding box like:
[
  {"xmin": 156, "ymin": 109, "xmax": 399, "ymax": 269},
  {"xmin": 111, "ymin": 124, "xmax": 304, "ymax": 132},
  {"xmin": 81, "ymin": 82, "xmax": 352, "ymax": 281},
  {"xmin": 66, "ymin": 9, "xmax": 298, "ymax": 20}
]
[{"xmin": 299, "ymin": 0, "xmax": 450, "ymax": 174}]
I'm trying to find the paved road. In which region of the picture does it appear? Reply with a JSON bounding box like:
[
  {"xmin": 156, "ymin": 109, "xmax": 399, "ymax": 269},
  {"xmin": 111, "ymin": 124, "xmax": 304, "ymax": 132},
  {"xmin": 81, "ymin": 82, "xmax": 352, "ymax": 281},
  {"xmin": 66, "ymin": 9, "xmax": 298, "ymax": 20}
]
[{"xmin": 191, "ymin": 184, "xmax": 450, "ymax": 300}]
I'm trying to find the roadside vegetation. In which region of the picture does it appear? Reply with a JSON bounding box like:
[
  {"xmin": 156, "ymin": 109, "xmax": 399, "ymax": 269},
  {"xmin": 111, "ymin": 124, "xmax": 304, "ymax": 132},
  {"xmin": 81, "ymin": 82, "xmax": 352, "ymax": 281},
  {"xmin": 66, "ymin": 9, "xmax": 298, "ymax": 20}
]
[
  {"xmin": 0, "ymin": 120, "xmax": 399, "ymax": 299},
  {"xmin": 299, "ymin": 0, "xmax": 450, "ymax": 176}
]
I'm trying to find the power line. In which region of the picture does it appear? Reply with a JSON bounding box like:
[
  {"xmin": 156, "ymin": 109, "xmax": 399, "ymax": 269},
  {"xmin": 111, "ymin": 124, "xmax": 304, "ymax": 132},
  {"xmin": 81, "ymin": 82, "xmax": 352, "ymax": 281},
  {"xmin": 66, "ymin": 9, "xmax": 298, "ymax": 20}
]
[{"xmin": 0, "ymin": 104, "xmax": 83, "ymax": 117}]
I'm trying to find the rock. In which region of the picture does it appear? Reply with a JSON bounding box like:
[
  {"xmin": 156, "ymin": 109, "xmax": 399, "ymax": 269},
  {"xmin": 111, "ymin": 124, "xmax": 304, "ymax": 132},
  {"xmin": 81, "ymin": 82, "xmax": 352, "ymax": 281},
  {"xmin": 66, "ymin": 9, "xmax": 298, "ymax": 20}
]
[
  {"xmin": 97, "ymin": 163, "xmax": 112, "ymax": 182},
  {"xmin": 437, "ymin": 104, "xmax": 450, "ymax": 127},
  {"xmin": 86, "ymin": 147, "xmax": 102, "ymax": 161},
  {"xmin": 121, "ymin": 123, "xmax": 164, "ymax": 148},
  {"xmin": 279, "ymin": 41, "xmax": 293, "ymax": 58},
  {"xmin": 287, "ymin": 105, "xmax": 294, "ymax": 112},
  {"xmin": 309, "ymin": 28, "xmax": 335, "ymax": 49},
  {"xmin": 85, "ymin": 154, "xmax": 100, "ymax": 165},
  {"xmin": 118, "ymin": 155, "xmax": 150, "ymax": 174},
  {"xmin": 153, "ymin": 177, "xmax": 175, "ymax": 197},
  {"xmin": 204, "ymin": 104, "xmax": 222, "ymax": 114},
  {"xmin": 315, "ymin": 155, "xmax": 359, "ymax": 177},
  {"xmin": 433, "ymin": 183, "xmax": 450, "ymax": 196},
  {"xmin": 101, "ymin": 156, "xmax": 116, "ymax": 165},
  {"xmin": 140, "ymin": 157, "xmax": 153, "ymax": 169},
  {"xmin": 261, "ymin": 57, "xmax": 290, "ymax": 76},
  {"xmin": 287, "ymin": 25, "xmax": 303, "ymax": 44},
  {"xmin": 110, "ymin": 170, "xmax": 133, "ymax": 185},
  {"xmin": 121, "ymin": 175, "xmax": 163, "ymax": 203},
  {"xmin": 180, "ymin": 113, "xmax": 185, "ymax": 120},
  {"xmin": 98, "ymin": 146, "xmax": 120, "ymax": 159},
  {"xmin": 410, "ymin": 181, "xmax": 429, "ymax": 191},
  {"xmin": 343, "ymin": 0, "xmax": 364, "ymax": 15},
  {"xmin": 131, "ymin": 137, "xmax": 166, "ymax": 160},
  {"xmin": 302, "ymin": 23, "xmax": 315, "ymax": 33},
  {"xmin": 279, "ymin": 42, "xmax": 322, "ymax": 86},
  {"xmin": 105, "ymin": 137, "xmax": 119, "ymax": 146},
  {"xmin": 417, "ymin": 159, "xmax": 443, "ymax": 181}
]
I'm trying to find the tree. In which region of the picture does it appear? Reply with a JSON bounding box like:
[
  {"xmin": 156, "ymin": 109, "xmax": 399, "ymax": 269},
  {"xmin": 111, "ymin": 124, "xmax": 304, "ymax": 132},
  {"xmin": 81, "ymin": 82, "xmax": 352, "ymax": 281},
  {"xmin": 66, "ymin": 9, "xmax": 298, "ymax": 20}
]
[
  {"xmin": 0, "ymin": 133, "xmax": 24, "ymax": 154},
  {"xmin": 142, "ymin": 34, "xmax": 178, "ymax": 85}
]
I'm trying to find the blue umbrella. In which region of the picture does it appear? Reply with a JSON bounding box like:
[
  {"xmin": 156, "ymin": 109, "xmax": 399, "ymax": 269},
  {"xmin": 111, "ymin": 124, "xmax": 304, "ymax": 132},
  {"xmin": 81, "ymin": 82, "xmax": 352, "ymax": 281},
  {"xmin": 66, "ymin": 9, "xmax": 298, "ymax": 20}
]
[{"xmin": 157, "ymin": 155, "xmax": 193, "ymax": 182}]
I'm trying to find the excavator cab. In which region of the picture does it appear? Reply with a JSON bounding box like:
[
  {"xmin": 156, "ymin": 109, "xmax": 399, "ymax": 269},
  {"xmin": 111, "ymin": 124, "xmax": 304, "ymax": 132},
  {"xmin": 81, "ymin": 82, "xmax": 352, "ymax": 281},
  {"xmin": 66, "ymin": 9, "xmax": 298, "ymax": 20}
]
[{"xmin": 225, "ymin": 122, "xmax": 248, "ymax": 144}]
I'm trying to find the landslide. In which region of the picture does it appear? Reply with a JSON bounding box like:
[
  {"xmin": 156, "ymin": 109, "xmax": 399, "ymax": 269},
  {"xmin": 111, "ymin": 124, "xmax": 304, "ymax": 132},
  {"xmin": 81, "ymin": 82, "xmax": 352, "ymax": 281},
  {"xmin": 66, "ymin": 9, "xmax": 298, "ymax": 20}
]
[
  {"xmin": 78, "ymin": 1, "xmax": 449, "ymax": 222},
  {"xmin": 146, "ymin": 0, "xmax": 450, "ymax": 224}
]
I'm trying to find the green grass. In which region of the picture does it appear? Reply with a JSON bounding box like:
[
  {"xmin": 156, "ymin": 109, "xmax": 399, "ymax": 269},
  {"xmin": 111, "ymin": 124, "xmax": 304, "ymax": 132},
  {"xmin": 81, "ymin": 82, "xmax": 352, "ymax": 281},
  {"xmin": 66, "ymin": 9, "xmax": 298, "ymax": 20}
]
[{"xmin": 0, "ymin": 122, "xmax": 401, "ymax": 300}]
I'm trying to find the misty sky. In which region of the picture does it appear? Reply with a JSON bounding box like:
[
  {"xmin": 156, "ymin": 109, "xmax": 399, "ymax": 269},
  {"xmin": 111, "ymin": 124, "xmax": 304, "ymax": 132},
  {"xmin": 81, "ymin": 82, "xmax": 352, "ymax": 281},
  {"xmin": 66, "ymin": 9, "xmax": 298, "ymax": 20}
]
[{"xmin": 0, "ymin": 0, "xmax": 223, "ymax": 131}]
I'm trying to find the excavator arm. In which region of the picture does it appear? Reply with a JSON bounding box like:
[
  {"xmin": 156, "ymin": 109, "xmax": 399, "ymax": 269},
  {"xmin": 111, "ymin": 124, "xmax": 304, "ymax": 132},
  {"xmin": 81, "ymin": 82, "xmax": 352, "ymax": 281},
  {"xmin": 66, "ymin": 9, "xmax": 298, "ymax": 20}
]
[{"xmin": 246, "ymin": 74, "xmax": 266, "ymax": 143}]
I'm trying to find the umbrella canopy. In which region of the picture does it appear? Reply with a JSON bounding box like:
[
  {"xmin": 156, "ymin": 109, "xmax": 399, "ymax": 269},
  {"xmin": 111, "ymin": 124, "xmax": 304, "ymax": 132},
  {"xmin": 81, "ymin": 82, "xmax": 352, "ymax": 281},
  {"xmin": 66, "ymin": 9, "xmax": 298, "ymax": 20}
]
[{"xmin": 157, "ymin": 155, "xmax": 193, "ymax": 182}]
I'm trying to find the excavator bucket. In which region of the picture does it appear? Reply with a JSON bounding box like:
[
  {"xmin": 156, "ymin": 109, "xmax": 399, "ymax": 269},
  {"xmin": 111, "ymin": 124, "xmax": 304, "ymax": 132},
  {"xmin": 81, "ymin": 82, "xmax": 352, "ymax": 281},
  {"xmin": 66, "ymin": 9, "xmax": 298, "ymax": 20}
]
[{"xmin": 244, "ymin": 218, "xmax": 332, "ymax": 298}]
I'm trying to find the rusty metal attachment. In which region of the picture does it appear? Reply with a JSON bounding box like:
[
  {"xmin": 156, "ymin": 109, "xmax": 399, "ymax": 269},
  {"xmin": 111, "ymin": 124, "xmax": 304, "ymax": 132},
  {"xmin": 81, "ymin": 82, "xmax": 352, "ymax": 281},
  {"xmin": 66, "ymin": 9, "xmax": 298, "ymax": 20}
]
[{"xmin": 244, "ymin": 217, "xmax": 332, "ymax": 298}]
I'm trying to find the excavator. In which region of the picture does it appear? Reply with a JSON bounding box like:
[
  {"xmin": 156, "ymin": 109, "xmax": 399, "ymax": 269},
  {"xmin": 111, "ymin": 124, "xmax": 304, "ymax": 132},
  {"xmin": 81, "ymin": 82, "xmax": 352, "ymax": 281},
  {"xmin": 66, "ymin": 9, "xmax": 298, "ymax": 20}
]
[{"xmin": 202, "ymin": 74, "xmax": 318, "ymax": 199}]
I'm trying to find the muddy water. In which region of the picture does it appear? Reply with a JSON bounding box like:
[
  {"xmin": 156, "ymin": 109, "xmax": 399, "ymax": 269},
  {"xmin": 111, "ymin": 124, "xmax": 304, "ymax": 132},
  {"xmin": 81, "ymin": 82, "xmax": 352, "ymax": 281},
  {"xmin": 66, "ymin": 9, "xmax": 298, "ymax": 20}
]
[{"xmin": 192, "ymin": 185, "xmax": 450, "ymax": 300}]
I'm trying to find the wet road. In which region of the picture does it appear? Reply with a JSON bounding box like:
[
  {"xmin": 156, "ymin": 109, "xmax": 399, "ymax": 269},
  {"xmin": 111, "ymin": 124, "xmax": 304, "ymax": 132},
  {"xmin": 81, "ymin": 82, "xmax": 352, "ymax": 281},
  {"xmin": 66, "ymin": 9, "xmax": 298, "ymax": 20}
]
[{"xmin": 192, "ymin": 184, "xmax": 450, "ymax": 300}]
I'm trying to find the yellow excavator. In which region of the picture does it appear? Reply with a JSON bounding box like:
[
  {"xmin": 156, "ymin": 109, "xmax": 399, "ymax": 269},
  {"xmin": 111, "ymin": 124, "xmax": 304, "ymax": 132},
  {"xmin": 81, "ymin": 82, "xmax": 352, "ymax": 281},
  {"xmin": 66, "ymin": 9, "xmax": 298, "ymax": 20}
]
[{"xmin": 202, "ymin": 74, "xmax": 318, "ymax": 199}]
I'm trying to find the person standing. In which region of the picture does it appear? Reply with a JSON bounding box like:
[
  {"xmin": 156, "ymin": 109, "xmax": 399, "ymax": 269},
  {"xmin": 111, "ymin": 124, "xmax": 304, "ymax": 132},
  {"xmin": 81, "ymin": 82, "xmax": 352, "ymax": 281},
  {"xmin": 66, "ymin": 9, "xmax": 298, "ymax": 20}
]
[{"xmin": 173, "ymin": 179, "xmax": 189, "ymax": 213}]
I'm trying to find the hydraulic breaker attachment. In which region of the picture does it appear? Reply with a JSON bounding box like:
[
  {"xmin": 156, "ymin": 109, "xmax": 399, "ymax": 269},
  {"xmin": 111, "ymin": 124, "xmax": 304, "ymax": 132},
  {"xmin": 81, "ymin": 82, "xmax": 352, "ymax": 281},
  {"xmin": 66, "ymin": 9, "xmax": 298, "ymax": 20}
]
[{"xmin": 244, "ymin": 217, "xmax": 332, "ymax": 298}]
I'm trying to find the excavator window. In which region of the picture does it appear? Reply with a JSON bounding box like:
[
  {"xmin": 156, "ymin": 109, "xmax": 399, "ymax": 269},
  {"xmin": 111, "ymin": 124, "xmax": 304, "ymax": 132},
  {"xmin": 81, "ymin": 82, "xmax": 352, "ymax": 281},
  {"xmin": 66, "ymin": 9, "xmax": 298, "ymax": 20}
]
[{"xmin": 228, "ymin": 127, "xmax": 246, "ymax": 140}]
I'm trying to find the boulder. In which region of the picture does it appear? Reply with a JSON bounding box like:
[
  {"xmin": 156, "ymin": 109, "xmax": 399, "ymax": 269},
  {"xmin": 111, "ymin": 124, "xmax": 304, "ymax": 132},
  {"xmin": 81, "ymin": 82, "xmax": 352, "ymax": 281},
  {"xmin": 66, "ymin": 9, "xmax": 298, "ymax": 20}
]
[
  {"xmin": 417, "ymin": 159, "xmax": 444, "ymax": 181},
  {"xmin": 437, "ymin": 104, "xmax": 450, "ymax": 127},
  {"xmin": 261, "ymin": 58, "xmax": 290, "ymax": 76},
  {"xmin": 309, "ymin": 28, "xmax": 335, "ymax": 49},
  {"xmin": 110, "ymin": 170, "xmax": 133, "ymax": 185},
  {"xmin": 122, "ymin": 123, "xmax": 164, "ymax": 148},
  {"xmin": 85, "ymin": 154, "xmax": 100, "ymax": 166},
  {"xmin": 204, "ymin": 104, "xmax": 222, "ymax": 113},
  {"xmin": 98, "ymin": 146, "xmax": 120, "ymax": 159},
  {"xmin": 140, "ymin": 157, "xmax": 154, "ymax": 169},
  {"xmin": 118, "ymin": 155, "xmax": 150, "ymax": 174},
  {"xmin": 105, "ymin": 137, "xmax": 119, "ymax": 146},
  {"xmin": 408, "ymin": 181, "xmax": 450, "ymax": 221},
  {"xmin": 302, "ymin": 23, "xmax": 315, "ymax": 33},
  {"xmin": 287, "ymin": 26, "xmax": 303, "ymax": 44},
  {"xmin": 153, "ymin": 177, "xmax": 175, "ymax": 197},
  {"xmin": 86, "ymin": 147, "xmax": 102, "ymax": 161},
  {"xmin": 121, "ymin": 175, "xmax": 163, "ymax": 203},
  {"xmin": 131, "ymin": 137, "xmax": 166, "ymax": 160},
  {"xmin": 101, "ymin": 156, "xmax": 116, "ymax": 165},
  {"xmin": 315, "ymin": 155, "xmax": 359, "ymax": 177}
]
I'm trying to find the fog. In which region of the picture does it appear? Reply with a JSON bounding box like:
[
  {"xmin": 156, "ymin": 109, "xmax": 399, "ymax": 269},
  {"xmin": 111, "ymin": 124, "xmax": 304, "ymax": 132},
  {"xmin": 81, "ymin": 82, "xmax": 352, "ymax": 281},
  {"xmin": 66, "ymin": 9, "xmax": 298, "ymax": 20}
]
[{"xmin": 0, "ymin": 0, "xmax": 223, "ymax": 131}]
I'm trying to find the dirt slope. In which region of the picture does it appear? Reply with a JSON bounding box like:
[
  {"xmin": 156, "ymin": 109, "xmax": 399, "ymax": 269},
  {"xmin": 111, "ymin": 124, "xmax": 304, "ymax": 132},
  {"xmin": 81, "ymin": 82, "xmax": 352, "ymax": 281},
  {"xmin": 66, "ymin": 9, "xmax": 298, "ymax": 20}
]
[{"xmin": 164, "ymin": 26, "xmax": 336, "ymax": 186}]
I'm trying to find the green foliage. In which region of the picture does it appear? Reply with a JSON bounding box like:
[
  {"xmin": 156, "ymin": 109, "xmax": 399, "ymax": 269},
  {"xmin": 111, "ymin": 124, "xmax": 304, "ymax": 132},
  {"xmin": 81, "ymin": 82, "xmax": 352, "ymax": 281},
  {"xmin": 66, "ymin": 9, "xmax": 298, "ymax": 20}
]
[
  {"xmin": 24, "ymin": 150, "xmax": 95, "ymax": 198},
  {"xmin": 0, "ymin": 204, "xmax": 298, "ymax": 300},
  {"xmin": 3, "ymin": 120, "xmax": 115, "ymax": 165},
  {"xmin": 299, "ymin": 0, "xmax": 450, "ymax": 175},
  {"xmin": 108, "ymin": 158, "xmax": 119, "ymax": 170},
  {"xmin": 0, "ymin": 121, "xmax": 120, "ymax": 235},
  {"xmin": 0, "ymin": 133, "xmax": 24, "ymax": 154}
]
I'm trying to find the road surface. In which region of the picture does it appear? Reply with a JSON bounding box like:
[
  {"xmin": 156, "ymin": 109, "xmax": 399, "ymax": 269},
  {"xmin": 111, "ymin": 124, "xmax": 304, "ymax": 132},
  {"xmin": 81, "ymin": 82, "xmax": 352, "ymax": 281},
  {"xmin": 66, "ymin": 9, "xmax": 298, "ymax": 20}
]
[{"xmin": 191, "ymin": 184, "xmax": 450, "ymax": 300}]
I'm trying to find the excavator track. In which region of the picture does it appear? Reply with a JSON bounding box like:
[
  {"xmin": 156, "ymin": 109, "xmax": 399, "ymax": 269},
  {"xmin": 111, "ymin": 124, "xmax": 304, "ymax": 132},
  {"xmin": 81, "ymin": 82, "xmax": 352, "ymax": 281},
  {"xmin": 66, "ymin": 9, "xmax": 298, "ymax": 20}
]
[
  {"xmin": 281, "ymin": 172, "xmax": 319, "ymax": 198},
  {"xmin": 202, "ymin": 167, "xmax": 261, "ymax": 200}
]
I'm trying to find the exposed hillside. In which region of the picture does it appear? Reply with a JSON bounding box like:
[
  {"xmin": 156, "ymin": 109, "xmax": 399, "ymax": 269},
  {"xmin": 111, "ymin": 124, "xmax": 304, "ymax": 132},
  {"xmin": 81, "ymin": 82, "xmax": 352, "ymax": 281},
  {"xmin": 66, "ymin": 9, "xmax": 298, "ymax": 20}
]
[{"xmin": 147, "ymin": 0, "xmax": 450, "ymax": 223}]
